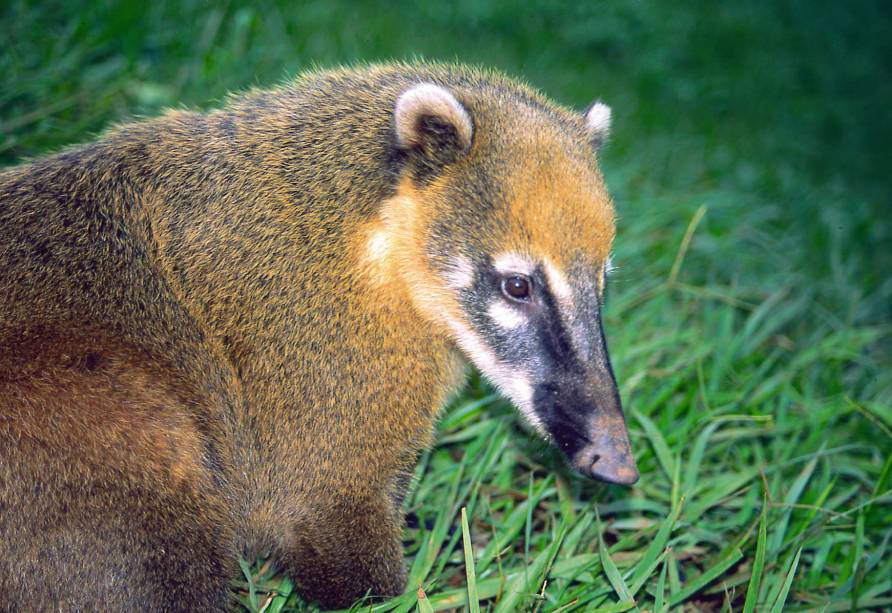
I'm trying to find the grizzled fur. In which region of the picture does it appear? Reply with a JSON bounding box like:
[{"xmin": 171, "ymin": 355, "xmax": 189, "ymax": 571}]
[{"xmin": 0, "ymin": 62, "xmax": 629, "ymax": 610}]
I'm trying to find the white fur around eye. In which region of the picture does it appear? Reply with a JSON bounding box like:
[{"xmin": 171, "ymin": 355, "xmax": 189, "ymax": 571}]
[
  {"xmin": 488, "ymin": 301, "xmax": 525, "ymax": 329},
  {"xmin": 542, "ymin": 259, "xmax": 573, "ymax": 306},
  {"xmin": 493, "ymin": 253, "xmax": 534, "ymax": 276}
]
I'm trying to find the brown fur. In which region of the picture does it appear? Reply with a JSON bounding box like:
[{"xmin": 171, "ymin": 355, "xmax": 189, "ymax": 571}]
[{"xmin": 0, "ymin": 62, "xmax": 616, "ymax": 609}]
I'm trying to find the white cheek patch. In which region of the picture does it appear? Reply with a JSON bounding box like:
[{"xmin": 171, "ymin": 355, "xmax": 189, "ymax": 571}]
[
  {"xmin": 493, "ymin": 252, "xmax": 534, "ymax": 276},
  {"xmin": 443, "ymin": 315, "xmax": 543, "ymax": 433},
  {"xmin": 365, "ymin": 228, "xmax": 391, "ymax": 263},
  {"xmin": 487, "ymin": 301, "xmax": 525, "ymax": 330},
  {"xmin": 443, "ymin": 255, "xmax": 475, "ymax": 289},
  {"xmin": 499, "ymin": 375, "xmax": 536, "ymax": 423}
]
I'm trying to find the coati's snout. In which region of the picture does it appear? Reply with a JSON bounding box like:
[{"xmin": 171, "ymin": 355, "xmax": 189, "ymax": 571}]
[
  {"xmin": 533, "ymin": 361, "xmax": 639, "ymax": 485},
  {"xmin": 504, "ymin": 260, "xmax": 638, "ymax": 485},
  {"xmin": 529, "ymin": 291, "xmax": 638, "ymax": 485},
  {"xmin": 431, "ymin": 251, "xmax": 640, "ymax": 486},
  {"xmin": 574, "ymin": 427, "xmax": 639, "ymax": 485}
]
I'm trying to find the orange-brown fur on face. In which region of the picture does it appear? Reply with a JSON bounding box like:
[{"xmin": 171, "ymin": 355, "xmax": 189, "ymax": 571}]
[{"xmin": 0, "ymin": 62, "xmax": 615, "ymax": 610}]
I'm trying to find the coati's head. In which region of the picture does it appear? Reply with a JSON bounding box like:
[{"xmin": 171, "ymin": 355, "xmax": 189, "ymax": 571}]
[{"xmin": 369, "ymin": 78, "xmax": 637, "ymax": 485}]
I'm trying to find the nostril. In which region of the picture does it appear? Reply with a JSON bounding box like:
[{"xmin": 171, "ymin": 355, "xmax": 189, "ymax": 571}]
[{"xmin": 577, "ymin": 439, "xmax": 640, "ymax": 485}]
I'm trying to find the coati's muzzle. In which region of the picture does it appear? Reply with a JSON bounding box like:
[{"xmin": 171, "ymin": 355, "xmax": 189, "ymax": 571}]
[
  {"xmin": 533, "ymin": 318, "xmax": 639, "ymax": 485},
  {"xmin": 533, "ymin": 376, "xmax": 638, "ymax": 484},
  {"xmin": 574, "ymin": 414, "xmax": 638, "ymax": 485}
]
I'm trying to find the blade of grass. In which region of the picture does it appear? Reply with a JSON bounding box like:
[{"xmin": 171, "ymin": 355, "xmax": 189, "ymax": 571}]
[
  {"xmin": 654, "ymin": 556, "xmax": 668, "ymax": 613},
  {"xmin": 628, "ymin": 495, "xmax": 684, "ymax": 596},
  {"xmin": 525, "ymin": 473, "xmax": 534, "ymax": 566},
  {"xmin": 238, "ymin": 559, "xmax": 258, "ymax": 611},
  {"xmin": 682, "ymin": 421, "xmax": 722, "ymax": 496},
  {"xmin": 596, "ymin": 510, "xmax": 633, "ymax": 603},
  {"xmin": 460, "ymin": 507, "xmax": 480, "ymax": 613},
  {"xmin": 742, "ymin": 495, "xmax": 768, "ymax": 613},
  {"xmin": 668, "ymin": 556, "xmax": 681, "ymax": 595},
  {"xmin": 768, "ymin": 547, "xmax": 802, "ymax": 613},
  {"xmin": 634, "ymin": 410, "xmax": 676, "ymax": 483},
  {"xmin": 438, "ymin": 394, "xmax": 500, "ymax": 431},
  {"xmin": 475, "ymin": 477, "xmax": 553, "ymax": 575},
  {"xmin": 588, "ymin": 601, "xmax": 637, "ymax": 613},
  {"xmin": 768, "ymin": 448, "xmax": 820, "ymax": 554},
  {"xmin": 786, "ymin": 478, "xmax": 836, "ymax": 545},
  {"xmin": 852, "ymin": 510, "xmax": 868, "ymax": 608},
  {"xmin": 416, "ymin": 586, "xmax": 435, "ymax": 613},
  {"xmin": 684, "ymin": 467, "xmax": 761, "ymax": 520},
  {"xmin": 668, "ymin": 546, "xmax": 744, "ymax": 606},
  {"xmin": 667, "ymin": 204, "xmax": 707, "ymax": 285},
  {"xmin": 407, "ymin": 460, "xmax": 466, "ymax": 586},
  {"xmin": 492, "ymin": 526, "xmax": 566, "ymax": 613},
  {"xmin": 865, "ymin": 451, "xmax": 892, "ymax": 526},
  {"xmin": 264, "ymin": 575, "xmax": 292, "ymax": 613}
]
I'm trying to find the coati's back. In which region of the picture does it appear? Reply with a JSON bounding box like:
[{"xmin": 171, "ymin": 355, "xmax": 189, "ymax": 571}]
[{"xmin": 0, "ymin": 63, "xmax": 637, "ymax": 610}]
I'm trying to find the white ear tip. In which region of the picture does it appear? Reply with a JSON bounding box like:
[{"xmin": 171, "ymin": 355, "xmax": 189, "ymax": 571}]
[
  {"xmin": 585, "ymin": 101, "xmax": 612, "ymax": 137},
  {"xmin": 394, "ymin": 83, "xmax": 473, "ymax": 150}
]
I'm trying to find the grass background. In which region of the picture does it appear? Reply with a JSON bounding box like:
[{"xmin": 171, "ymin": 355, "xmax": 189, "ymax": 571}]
[{"xmin": 2, "ymin": 0, "xmax": 890, "ymax": 610}]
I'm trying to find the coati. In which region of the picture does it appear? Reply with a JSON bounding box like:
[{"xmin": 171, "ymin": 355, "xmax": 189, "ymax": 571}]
[{"xmin": 0, "ymin": 62, "xmax": 638, "ymax": 610}]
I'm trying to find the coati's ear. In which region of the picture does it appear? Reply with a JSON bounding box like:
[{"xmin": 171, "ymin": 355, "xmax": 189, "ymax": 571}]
[
  {"xmin": 584, "ymin": 100, "xmax": 612, "ymax": 149},
  {"xmin": 394, "ymin": 83, "xmax": 474, "ymax": 174}
]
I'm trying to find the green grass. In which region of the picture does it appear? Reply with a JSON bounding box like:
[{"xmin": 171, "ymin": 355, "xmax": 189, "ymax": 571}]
[{"xmin": 3, "ymin": 1, "xmax": 890, "ymax": 611}]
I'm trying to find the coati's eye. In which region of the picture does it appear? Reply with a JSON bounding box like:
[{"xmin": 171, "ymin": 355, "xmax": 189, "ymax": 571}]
[{"xmin": 501, "ymin": 275, "xmax": 531, "ymax": 302}]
